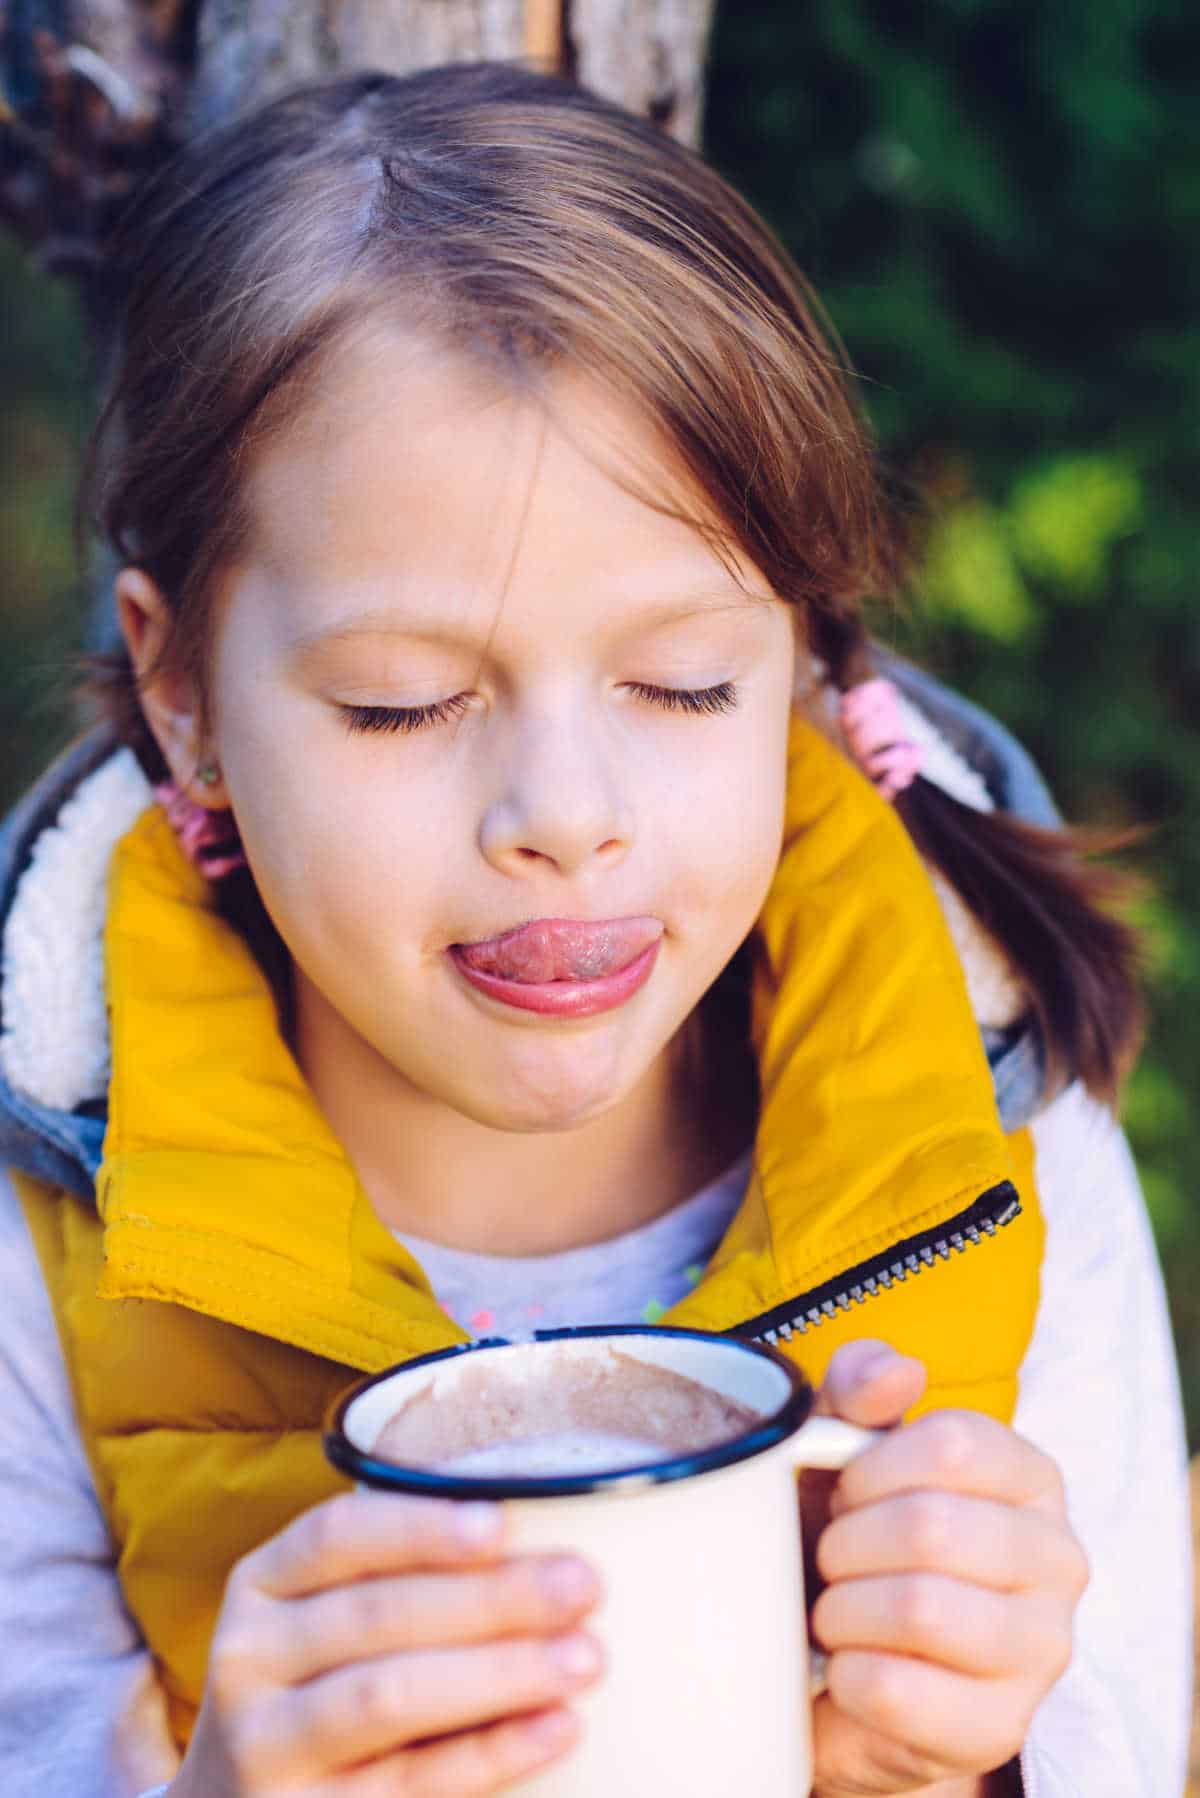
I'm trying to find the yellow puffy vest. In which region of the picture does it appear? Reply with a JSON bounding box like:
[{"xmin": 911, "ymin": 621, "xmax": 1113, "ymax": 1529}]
[{"xmin": 16, "ymin": 719, "xmax": 1043, "ymax": 1749}]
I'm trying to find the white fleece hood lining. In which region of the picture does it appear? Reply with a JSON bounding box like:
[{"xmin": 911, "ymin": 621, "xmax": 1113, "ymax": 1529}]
[{"xmin": 0, "ymin": 750, "xmax": 153, "ymax": 1112}]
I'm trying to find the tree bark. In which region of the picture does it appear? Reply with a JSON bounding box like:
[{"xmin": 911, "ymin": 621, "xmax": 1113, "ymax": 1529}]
[
  {"xmin": 568, "ymin": 0, "xmax": 713, "ymax": 147},
  {"xmin": 189, "ymin": 0, "xmax": 531, "ymax": 131}
]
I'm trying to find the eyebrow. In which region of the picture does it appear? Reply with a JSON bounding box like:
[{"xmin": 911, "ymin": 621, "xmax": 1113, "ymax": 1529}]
[{"xmin": 284, "ymin": 587, "xmax": 777, "ymax": 660}]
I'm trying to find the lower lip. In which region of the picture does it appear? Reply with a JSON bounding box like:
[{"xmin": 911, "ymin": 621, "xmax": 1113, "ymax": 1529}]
[{"xmin": 449, "ymin": 939, "xmax": 661, "ymax": 1018}]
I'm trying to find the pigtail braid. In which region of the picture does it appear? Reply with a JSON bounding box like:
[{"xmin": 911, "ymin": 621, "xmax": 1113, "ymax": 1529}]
[
  {"xmin": 812, "ymin": 603, "xmax": 1144, "ymax": 1104},
  {"xmin": 894, "ymin": 788, "xmax": 1144, "ymax": 1106}
]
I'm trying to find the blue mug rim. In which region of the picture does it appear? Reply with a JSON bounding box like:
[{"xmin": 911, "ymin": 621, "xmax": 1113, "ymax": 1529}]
[{"xmin": 323, "ymin": 1323, "xmax": 815, "ymax": 1500}]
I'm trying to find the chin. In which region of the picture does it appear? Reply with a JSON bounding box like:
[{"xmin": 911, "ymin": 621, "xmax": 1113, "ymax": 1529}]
[
  {"xmin": 453, "ymin": 1052, "xmax": 639, "ymax": 1136},
  {"xmin": 468, "ymin": 1085, "xmax": 627, "ymax": 1137}
]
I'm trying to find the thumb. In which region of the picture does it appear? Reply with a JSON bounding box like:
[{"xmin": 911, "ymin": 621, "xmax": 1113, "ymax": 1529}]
[{"xmin": 813, "ymin": 1338, "xmax": 927, "ymax": 1428}]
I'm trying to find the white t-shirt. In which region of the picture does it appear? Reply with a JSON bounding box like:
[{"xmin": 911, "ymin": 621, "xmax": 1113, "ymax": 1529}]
[
  {"xmin": 394, "ymin": 1149, "xmax": 753, "ymax": 1339},
  {"xmin": 0, "ymin": 1087, "xmax": 1190, "ymax": 1797}
]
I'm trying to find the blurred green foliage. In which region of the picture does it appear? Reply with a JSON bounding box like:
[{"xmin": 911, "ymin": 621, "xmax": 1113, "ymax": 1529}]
[
  {"xmin": 0, "ymin": 233, "xmax": 90, "ymax": 795},
  {"xmin": 1, "ymin": 1, "xmax": 1197, "ymax": 1429},
  {"xmin": 708, "ymin": 0, "xmax": 1200, "ymax": 1435}
]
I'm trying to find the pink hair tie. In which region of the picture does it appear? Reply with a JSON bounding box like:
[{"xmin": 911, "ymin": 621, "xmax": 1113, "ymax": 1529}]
[
  {"xmin": 839, "ymin": 678, "xmax": 925, "ymax": 802},
  {"xmin": 154, "ymin": 783, "xmax": 247, "ymax": 880}
]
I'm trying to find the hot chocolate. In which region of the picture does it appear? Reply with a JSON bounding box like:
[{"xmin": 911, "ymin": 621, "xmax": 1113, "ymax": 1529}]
[{"xmin": 370, "ymin": 1340, "xmax": 761, "ymax": 1479}]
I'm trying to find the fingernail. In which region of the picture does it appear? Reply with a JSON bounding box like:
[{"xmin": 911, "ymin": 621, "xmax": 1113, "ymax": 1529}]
[
  {"xmin": 858, "ymin": 1349, "xmax": 901, "ymax": 1383},
  {"xmin": 541, "ymin": 1556, "xmax": 600, "ymax": 1609},
  {"xmin": 549, "ymin": 1632, "xmax": 602, "ymax": 1682},
  {"xmin": 454, "ymin": 1501, "xmax": 502, "ymax": 1546}
]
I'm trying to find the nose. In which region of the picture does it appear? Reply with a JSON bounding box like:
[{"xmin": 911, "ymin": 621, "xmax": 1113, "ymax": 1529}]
[{"xmin": 478, "ymin": 708, "xmax": 633, "ymax": 880}]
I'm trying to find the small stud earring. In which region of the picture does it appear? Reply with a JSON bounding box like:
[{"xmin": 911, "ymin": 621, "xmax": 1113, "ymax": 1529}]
[{"xmin": 197, "ymin": 761, "xmax": 221, "ymax": 788}]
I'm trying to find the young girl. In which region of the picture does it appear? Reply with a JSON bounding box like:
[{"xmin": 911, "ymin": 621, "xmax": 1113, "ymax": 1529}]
[{"xmin": 0, "ymin": 62, "xmax": 1188, "ymax": 1798}]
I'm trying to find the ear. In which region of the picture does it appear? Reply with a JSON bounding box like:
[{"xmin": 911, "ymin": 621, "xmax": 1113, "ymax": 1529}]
[{"xmin": 116, "ymin": 568, "xmax": 230, "ymax": 809}]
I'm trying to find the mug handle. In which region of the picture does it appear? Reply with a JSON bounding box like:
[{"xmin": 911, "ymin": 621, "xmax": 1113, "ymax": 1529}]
[{"xmin": 786, "ymin": 1415, "xmax": 887, "ymax": 1696}]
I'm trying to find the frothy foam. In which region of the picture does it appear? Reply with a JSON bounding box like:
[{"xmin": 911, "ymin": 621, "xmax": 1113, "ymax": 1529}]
[
  {"xmin": 370, "ymin": 1342, "xmax": 762, "ymax": 1480},
  {"xmin": 437, "ymin": 1430, "xmax": 669, "ymax": 1478}
]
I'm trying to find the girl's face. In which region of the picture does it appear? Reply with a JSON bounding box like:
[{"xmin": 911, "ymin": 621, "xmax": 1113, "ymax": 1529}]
[{"xmin": 202, "ymin": 330, "xmax": 797, "ymax": 1132}]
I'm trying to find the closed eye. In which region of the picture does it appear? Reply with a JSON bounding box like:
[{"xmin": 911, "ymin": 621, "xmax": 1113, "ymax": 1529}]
[
  {"xmin": 628, "ymin": 680, "xmax": 738, "ymax": 716},
  {"xmin": 339, "ymin": 681, "xmax": 738, "ymax": 734},
  {"xmin": 340, "ymin": 694, "xmax": 472, "ymax": 734}
]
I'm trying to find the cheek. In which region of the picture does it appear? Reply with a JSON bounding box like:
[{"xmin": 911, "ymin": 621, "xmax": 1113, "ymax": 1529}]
[
  {"xmin": 213, "ymin": 701, "xmax": 437, "ymax": 950},
  {"xmin": 659, "ymin": 714, "xmax": 790, "ymax": 938},
  {"xmin": 713, "ymin": 764, "xmax": 787, "ymax": 921},
  {"xmin": 243, "ymin": 785, "xmax": 435, "ymax": 937}
]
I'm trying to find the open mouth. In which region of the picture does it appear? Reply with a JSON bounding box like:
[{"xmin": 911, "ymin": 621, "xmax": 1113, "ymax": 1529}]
[{"xmin": 449, "ymin": 917, "xmax": 664, "ymax": 1017}]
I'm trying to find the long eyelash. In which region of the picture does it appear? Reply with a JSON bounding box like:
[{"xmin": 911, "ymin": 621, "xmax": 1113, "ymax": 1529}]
[
  {"xmin": 631, "ymin": 680, "xmax": 739, "ymax": 716},
  {"xmin": 340, "ymin": 694, "xmax": 471, "ymax": 734},
  {"xmin": 341, "ymin": 683, "xmax": 737, "ymax": 733}
]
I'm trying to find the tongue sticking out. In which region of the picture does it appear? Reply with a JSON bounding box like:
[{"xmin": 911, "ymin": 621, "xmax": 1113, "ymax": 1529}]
[{"xmin": 455, "ymin": 917, "xmax": 663, "ymax": 984}]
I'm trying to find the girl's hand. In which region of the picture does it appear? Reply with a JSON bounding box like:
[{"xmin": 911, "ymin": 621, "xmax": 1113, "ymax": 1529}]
[
  {"xmin": 170, "ymin": 1490, "xmax": 603, "ymax": 1798},
  {"xmin": 807, "ymin": 1340, "xmax": 1089, "ymax": 1797}
]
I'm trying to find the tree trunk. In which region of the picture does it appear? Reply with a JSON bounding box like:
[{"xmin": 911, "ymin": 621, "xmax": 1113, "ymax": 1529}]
[
  {"xmin": 189, "ymin": 0, "xmax": 531, "ymax": 131},
  {"xmin": 188, "ymin": 0, "xmax": 711, "ymax": 137}
]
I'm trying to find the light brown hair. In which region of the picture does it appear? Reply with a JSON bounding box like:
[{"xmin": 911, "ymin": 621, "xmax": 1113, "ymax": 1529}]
[{"xmin": 84, "ymin": 60, "xmax": 1141, "ymax": 1101}]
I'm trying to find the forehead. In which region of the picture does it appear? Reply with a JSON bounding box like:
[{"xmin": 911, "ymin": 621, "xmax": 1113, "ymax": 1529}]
[{"xmin": 235, "ymin": 325, "xmax": 768, "ymax": 638}]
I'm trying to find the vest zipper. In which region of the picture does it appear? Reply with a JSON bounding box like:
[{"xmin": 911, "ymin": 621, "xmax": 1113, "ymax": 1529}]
[{"xmin": 729, "ymin": 1180, "xmax": 1021, "ymax": 1346}]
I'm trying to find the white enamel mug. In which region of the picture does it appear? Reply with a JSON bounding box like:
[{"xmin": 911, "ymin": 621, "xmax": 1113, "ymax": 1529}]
[{"xmin": 325, "ymin": 1325, "xmax": 880, "ymax": 1798}]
